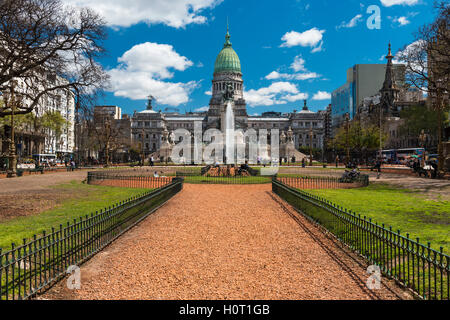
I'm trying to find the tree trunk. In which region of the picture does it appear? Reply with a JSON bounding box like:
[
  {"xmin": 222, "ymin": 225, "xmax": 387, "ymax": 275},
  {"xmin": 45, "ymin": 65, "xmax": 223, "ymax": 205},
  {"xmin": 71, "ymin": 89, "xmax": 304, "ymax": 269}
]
[{"xmin": 437, "ymin": 92, "xmax": 444, "ymax": 172}]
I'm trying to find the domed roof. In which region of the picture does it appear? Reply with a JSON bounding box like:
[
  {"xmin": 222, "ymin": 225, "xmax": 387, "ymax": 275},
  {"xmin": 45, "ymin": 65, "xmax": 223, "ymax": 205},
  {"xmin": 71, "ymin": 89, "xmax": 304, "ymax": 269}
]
[{"xmin": 214, "ymin": 28, "xmax": 241, "ymax": 75}]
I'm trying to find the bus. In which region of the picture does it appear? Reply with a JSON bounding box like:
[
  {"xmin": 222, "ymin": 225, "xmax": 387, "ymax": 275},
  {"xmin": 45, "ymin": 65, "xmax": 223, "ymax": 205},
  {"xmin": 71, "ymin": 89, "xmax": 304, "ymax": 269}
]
[
  {"xmin": 32, "ymin": 154, "xmax": 57, "ymax": 166},
  {"xmin": 381, "ymin": 148, "xmax": 425, "ymax": 165}
]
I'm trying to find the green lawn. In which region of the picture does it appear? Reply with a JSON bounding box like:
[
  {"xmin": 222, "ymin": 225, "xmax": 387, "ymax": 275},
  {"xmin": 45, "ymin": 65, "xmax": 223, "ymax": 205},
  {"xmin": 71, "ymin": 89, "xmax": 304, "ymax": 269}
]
[
  {"xmin": 0, "ymin": 181, "xmax": 149, "ymax": 250},
  {"xmin": 308, "ymin": 184, "xmax": 450, "ymax": 253}
]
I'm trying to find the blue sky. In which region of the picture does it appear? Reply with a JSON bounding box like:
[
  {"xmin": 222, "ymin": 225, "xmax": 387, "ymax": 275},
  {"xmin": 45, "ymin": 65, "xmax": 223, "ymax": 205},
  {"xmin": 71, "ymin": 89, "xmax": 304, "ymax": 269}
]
[{"xmin": 64, "ymin": 0, "xmax": 437, "ymax": 115}]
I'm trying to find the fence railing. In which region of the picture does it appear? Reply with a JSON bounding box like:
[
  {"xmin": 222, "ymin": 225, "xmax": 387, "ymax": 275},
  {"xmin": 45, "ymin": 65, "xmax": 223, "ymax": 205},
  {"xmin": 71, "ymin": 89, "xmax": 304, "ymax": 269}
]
[
  {"xmin": 175, "ymin": 171, "xmax": 274, "ymax": 184},
  {"xmin": 87, "ymin": 171, "xmax": 173, "ymax": 189},
  {"xmin": 277, "ymin": 174, "xmax": 369, "ymax": 189},
  {"xmin": 272, "ymin": 178, "xmax": 449, "ymax": 300},
  {"xmin": 0, "ymin": 178, "xmax": 183, "ymax": 300}
]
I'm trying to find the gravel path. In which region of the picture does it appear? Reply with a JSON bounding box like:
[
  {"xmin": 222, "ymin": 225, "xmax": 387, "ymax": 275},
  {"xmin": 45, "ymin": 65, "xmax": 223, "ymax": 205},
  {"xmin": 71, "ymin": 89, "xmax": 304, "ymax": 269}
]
[{"xmin": 43, "ymin": 184, "xmax": 410, "ymax": 300}]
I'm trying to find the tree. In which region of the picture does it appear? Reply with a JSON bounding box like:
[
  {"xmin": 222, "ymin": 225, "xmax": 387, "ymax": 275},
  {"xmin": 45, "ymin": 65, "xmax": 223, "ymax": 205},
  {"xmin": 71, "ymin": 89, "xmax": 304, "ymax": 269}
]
[
  {"xmin": 398, "ymin": 1, "xmax": 450, "ymax": 171},
  {"xmin": 332, "ymin": 120, "xmax": 387, "ymax": 163},
  {"xmin": 94, "ymin": 117, "xmax": 129, "ymax": 167},
  {"xmin": 40, "ymin": 110, "xmax": 68, "ymax": 153},
  {"xmin": 399, "ymin": 104, "xmax": 449, "ymax": 149},
  {"xmin": 0, "ymin": 0, "xmax": 109, "ymax": 176},
  {"xmin": 0, "ymin": 0, "xmax": 109, "ymax": 117}
]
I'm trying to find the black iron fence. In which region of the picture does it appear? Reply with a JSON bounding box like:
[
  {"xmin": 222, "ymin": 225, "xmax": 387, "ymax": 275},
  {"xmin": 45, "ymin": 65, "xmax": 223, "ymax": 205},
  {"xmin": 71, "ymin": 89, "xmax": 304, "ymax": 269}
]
[
  {"xmin": 0, "ymin": 178, "xmax": 183, "ymax": 300},
  {"xmin": 87, "ymin": 171, "xmax": 173, "ymax": 189},
  {"xmin": 175, "ymin": 171, "xmax": 274, "ymax": 184},
  {"xmin": 272, "ymin": 178, "xmax": 449, "ymax": 300},
  {"xmin": 277, "ymin": 174, "xmax": 369, "ymax": 189}
]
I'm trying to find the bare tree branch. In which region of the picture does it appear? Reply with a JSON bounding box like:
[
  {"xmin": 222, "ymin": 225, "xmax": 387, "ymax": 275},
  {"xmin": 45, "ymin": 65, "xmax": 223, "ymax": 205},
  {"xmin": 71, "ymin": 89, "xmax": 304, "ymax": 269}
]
[{"xmin": 0, "ymin": 0, "xmax": 109, "ymax": 117}]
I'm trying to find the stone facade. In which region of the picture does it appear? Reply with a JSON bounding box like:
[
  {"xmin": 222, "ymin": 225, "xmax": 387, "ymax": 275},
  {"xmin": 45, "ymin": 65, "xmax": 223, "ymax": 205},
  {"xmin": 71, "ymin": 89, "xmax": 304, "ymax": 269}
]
[
  {"xmin": 126, "ymin": 29, "xmax": 326, "ymax": 162},
  {"xmin": 356, "ymin": 43, "xmax": 429, "ymax": 150},
  {"xmin": 0, "ymin": 75, "xmax": 75, "ymax": 160}
]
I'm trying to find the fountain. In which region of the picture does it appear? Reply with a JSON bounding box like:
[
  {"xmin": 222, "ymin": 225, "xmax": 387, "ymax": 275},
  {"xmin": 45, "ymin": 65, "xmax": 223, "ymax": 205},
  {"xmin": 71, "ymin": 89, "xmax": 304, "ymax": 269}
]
[
  {"xmin": 225, "ymin": 100, "xmax": 235, "ymax": 164},
  {"xmin": 222, "ymin": 82, "xmax": 236, "ymax": 164},
  {"xmin": 200, "ymin": 81, "xmax": 256, "ymax": 177}
]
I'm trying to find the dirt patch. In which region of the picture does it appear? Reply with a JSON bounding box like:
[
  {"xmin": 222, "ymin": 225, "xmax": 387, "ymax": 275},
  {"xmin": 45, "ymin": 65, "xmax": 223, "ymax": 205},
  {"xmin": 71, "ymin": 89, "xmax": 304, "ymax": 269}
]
[
  {"xmin": 0, "ymin": 171, "xmax": 88, "ymax": 222},
  {"xmin": 0, "ymin": 187, "xmax": 92, "ymax": 223}
]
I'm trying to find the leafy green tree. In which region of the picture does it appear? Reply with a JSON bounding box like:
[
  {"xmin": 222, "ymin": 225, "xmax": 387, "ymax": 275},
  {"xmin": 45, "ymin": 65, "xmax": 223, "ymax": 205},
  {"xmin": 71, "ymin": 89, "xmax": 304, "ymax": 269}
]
[
  {"xmin": 332, "ymin": 121, "xmax": 387, "ymax": 162},
  {"xmin": 40, "ymin": 111, "xmax": 68, "ymax": 152},
  {"xmin": 399, "ymin": 104, "xmax": 449, "ymax": 146}
]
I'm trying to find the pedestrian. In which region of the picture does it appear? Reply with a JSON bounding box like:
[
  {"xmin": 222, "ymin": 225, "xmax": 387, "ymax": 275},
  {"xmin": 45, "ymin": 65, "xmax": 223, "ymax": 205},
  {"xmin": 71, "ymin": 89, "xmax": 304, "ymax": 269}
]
[
  {"xmin": 302, "ymin": 157, "xmax": 306, "ymax": 168},
  {"xmin": 374, "ymin": 159, "xmax": 381, "ymax": 179},
  {"xmin": 430, "ymin": 160, "xmax": 438, "ymax": 179},
  {"xmin": 150, "ymin": 156, "xmax": 154, "ymax": 167},
  {"xmin": 335, "ymin": 155, "xmax": 339, "ymax": 168}
]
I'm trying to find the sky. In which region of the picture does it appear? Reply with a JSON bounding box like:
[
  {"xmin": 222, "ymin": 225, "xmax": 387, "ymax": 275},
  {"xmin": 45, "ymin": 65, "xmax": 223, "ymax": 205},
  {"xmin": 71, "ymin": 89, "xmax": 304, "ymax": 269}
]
[{"xmin": 63, "ymin": 0, "xmax": 438, "ymax": 116}]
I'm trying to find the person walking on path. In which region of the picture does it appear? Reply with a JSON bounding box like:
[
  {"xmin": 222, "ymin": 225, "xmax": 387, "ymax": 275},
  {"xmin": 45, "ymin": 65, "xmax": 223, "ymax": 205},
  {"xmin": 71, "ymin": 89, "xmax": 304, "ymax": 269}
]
[
  {"xmin": 335, "ymin": 155, "xmax": 339, "ymax": 168},
  {"xmin": 70, "ymin": 160, "xmax": 75, "ymax": 172},
  {"xmin": 374, "ymin": 159, "xmax": 381, "ymax": 179},
  {"xmin": 302, "ymin": 157, "xmax": 306, "ymax": 168}
]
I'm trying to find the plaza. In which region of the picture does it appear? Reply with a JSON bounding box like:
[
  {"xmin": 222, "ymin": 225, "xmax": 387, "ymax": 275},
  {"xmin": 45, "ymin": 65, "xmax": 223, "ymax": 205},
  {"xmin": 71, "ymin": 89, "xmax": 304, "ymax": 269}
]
[{"xmin": 0, "ymin": 0, "xmax": 449, "ymax": 307}]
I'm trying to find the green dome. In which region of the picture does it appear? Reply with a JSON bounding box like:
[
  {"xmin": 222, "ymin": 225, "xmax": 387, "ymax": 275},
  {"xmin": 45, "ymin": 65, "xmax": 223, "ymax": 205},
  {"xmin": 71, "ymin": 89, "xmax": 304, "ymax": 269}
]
[{"xmin": 214, "ymin": 30, "xmax": 241, "ymax": 74}]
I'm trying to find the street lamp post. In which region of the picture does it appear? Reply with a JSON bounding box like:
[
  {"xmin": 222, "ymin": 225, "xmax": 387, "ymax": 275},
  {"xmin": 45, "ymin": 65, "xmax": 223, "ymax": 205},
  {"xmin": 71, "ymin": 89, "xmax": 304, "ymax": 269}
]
[
  {"xmin": 309, "ymin": 127, "xmax": 313, "ymax": 166},
  {"xmin": 6, "ymin": 84, "xmax": 18, "ymax": 178},
  {"xmin": 345, "ymin": 113, "xmax": 350, "ymax": 166},
  {"xmin": 141, "ymin": 128, "xmax": 145, "ymax": 166},
  {"xmin": 75, "ymin": 89, "xmax": 81, "ymax": 166}
]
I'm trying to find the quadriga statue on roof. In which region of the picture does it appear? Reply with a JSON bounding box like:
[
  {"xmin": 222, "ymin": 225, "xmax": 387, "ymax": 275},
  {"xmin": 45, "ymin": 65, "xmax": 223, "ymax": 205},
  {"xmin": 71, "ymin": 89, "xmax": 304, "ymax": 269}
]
[{"xmin": 223, "ymin": 82, "xmax": 235, "ymax": 102}]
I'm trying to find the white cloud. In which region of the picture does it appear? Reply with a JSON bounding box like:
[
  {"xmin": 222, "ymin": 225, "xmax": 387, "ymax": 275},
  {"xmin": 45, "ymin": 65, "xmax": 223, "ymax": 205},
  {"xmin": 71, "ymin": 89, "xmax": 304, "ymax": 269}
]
[
  {"xmin": 265, "ymin": 71, "xmax": 321, "ymax": 81},
  {"xmin": 284, "ymin": 93, "xmax": 309, "ymax": 102},
  {"xmin": 244, "ymin": 82, "xmax": 308, "ymax": 107},
  {"xmin": 311, "ymin": 41, "xmax": 324, "ymax": 53},
  {"xmin": 205, "ymin": 90, "xmax": 212, "ymax": 95},
  {"xmin": 395, "ymin": 16, "xmax": 411, "ymax": 25},
  {"xmin": 312, "ymin": 91, "xmax": 331, "ymax": 100},
  {"xmin": 380, "ymin": 0, "xmax": 419, "ymax": 6},
  {"xmin": 280, "ymin": 28, "xmax": 325, "ymax": 52},
  {"xmin": 337, "ymin": 14, "xmax": 363, "ymax": 29},
  {"xmin": 393, "ymin": 40, "xmax": 424, "ymax": 63},
  {"xmin": 195, "ymin": 106, "xmax": 209, "ymax": 112},
  {"xmin": 265, "ymin": 71, "xmax": 283, "ymax": 80},
  {"xmin": 265, "ymin": 54, "xmax": 321, "ymax": 82},
  {"xmin": 117, "ymin": 42, "xmax": 193, "ymax": 79},
  {"xmin": 62, "ymin": 0, "xmax": 223, "ymax": 28},
  {"xmin": 291, "ymin": 55, "xmax": 307, "ymax": 72},
  {"xmin": 108, "ymin": 42, "xmax": 198, "ymax": 106}
]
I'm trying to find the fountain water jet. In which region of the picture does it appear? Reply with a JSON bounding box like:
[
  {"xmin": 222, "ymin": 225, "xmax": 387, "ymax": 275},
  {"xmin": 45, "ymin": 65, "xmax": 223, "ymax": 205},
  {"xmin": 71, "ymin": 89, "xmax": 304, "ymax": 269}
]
[{"xmin": 225, "ymin": 100, "xmax": 235, "ymax": 164}]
